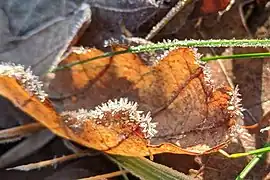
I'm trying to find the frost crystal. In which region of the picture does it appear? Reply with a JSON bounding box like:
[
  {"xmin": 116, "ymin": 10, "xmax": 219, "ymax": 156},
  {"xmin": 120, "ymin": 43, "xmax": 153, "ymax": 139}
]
[
  {"xmin": 139, "ymin": 112, "xmax": 158, "ymax": 138},
  {"xmin": 260, "ymin": 126, "xmax": 270, "ymax": 133},
  {"xmin": 72, "ymin": 46, "xmax": 91, "ymax": 54},
  {"xmin": 227, "ymin": 85, "xmax": 245, "ymax": 118},
  {"xmin": 105, "ymin": 36, "xmax": 171, "ymax": 65},
  {"xmin": 147, "ymin": 0, "xmax": 168, "ymax": 7},
  {"xmin": 61, "ymin": 98, "xmax": 158, "ymax": 139},
  {"xmin": 193, "ymin": 48, "xmax": 214, "ymax": 87},
  {"xmin": 127, "ymin": 37, "xmax": 171, "ymax": 65},
  {"xmin": 103, "ymin": 38, "xmax": 120, "ymax": 48},
  {"xmin": 0, "ymin": 63, "xmax": 48, "ymax": 102}
]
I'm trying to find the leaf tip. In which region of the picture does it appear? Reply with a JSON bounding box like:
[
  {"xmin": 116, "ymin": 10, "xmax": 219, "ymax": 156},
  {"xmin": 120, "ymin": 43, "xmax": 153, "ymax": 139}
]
[{"xmin": 0, "ymin": 63, "xmax": 48, "ymax": 102}]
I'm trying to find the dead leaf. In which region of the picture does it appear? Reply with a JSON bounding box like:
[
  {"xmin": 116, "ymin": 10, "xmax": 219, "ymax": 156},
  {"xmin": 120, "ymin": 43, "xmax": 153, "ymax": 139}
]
[
  {"xmin": 0, "ymin": 47, "xmax": 241, "ymax": 156},
  {"xmin": 48, "ymin": 46, "xmax": 240, "ymax": 155}
]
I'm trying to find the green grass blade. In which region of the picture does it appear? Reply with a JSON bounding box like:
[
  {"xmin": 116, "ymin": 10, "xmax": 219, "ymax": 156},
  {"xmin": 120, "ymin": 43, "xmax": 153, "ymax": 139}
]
[
  {"xmin": 49, "ymin": 49, "xmax": 129, "ymax": 72},
  {"xmin": 235, "ymin": 143, "xmax": 270, "ymax": 180},
  {"xmin": 202, "ymin": 52, "xmax": 270, "ymax": 62},
  {"xmin": 107, "ymin": 155, "xmax": 193, "ymax": 180},
  {"xmin": 230, "ymin": 144, "xmax": 270, "ymax": 158},
  {"xmin": 131, "ymin": 39, "xmax": 270, "ymax": 53},
  {"xmin": 50, "ymin": 39, "xmax": 270, "ymax": 72},
  {"xmin": 235, "ymin": 153, "xmax": 264, "ymax": 180}
]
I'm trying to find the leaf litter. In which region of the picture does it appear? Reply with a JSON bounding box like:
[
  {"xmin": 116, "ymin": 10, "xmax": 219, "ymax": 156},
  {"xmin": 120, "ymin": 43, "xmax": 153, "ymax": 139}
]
[
  {"xmin": 0, "ymin": 45, "xmax": 240, "ymax": 156},
  {"xmin": 1, "ymin": 0, "xmax": 269, "ymax": 179}
]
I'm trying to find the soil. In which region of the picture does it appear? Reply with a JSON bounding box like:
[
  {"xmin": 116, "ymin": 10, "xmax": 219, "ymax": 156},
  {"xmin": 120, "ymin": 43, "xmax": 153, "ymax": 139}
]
[{"xmin": 0, "ymin": 0, "xmax": 269, "ymax": 179}]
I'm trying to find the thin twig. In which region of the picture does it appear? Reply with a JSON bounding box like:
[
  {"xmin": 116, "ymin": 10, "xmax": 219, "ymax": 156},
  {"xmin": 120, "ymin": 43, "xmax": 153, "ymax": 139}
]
[
  {"xmin": 145, "ymin": 0, "xmax": 193, "ymax": 40},
  {"xmin": 7, "ymin": 151, "xmax": 92, "ymax": 171},
  {"xmin": 0, "ymin": 130, "xmax": 55, "ymax": 168},
  {"xmin": 0, "ymin": 123, "xmax": 44, "ymax": 143},
  {"xmin": 79, "ymin": 170, "xmax": 129, "ymax": 180},
  {"xmin": 118, "ymin": 165, "xmax": 130, "ymax": 180}
]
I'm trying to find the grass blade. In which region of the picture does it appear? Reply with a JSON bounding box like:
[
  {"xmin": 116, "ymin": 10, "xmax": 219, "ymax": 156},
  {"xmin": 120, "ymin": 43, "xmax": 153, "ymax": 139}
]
[
  {"xmin": 51, "ymin": 39, "xmax": 270, "ymax": 72},
  {"xmin": 235, "ymin": 143, "xmax": 270, "ymax": 180},
  {"xmin": 202, "ymin": 52, "xmax": 270, "ymax": 62},
  {"xmin": 107, "ymin": 155, "xmax": 193, "ymax": 180}
]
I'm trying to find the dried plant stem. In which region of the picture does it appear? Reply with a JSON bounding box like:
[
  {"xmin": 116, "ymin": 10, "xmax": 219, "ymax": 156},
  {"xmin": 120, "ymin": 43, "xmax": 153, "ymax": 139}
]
[
  {"xmin": 118, "ymin": 165, "xmax": 130, "ymax": 180},
  {"xmin": 0, "ymin": 130, "xmax": 55, "ymax": 168},
  {"xmin": 79, "ymin": 170, "xmax": 129, "ymax": 180},
  {"xmin": 145, "ymin": 0, "xmax": 193, "ymax": 40},
  {"xmin": 7, "ymin": 151, "xmax": 91, "ymax": 171},
  {"xmin": 0, "ymin": 123, "xmax": 44, "ymax": 143}
]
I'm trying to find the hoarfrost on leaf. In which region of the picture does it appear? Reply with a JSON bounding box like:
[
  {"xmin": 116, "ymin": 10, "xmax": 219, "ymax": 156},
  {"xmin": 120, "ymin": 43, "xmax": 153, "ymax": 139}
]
[
  {"xmin": 0, "ymin": 63, "xmax": 47, "ymax": 102},
  {"xmin": 227, "ymin": 85, "xmax": 245, "ymax": 118},
  {"xmin": 61, "ymin": 98, "xmax": 158, "ymax": 139}
]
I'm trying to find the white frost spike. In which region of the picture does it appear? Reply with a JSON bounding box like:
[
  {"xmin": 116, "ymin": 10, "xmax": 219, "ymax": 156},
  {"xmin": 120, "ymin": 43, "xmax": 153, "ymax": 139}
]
[
  {"xmin": 227, "ymin": 85, "xmax": 245, "ymax": 118},
  {"xmin": 61, "ymin": 98, "xmax": 158, "ymax": 139},
  {"xmin": 139, "ymin": 112, "xmax": 158, "ymax": 139},
  {"xmin": 124, "ymin": 37, "xmax": 170, "ymax": 65},
  {"xmin": 103, "ymin": 38, "xmax": 120, "ymax": 47},
  {"xmin": 260, "ymin": 126, "xmax": 270, "ymax": 133},
  {"xmin": 193, "ymin": 48, "xmax": 214, "ymax": 86},
  {"xmin": 0, "ymin": 63, "xmax": 48, "ymax": 102}
]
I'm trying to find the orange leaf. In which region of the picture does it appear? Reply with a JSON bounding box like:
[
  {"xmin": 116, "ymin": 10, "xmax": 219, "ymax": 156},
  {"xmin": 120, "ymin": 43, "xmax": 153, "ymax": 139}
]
[
  {"xmin": 0, "ymin": 47, "xmax": 241, "ymax": 156},
  {"xmin": 48, "ymin": 46, "xmax": 241, "ymax": 155}
]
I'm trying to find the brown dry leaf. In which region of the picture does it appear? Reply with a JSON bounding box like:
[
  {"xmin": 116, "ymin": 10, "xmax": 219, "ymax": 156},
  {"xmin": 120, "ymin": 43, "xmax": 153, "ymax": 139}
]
[
  {"xmin": 0, "ymin": 47, "xmax": 240, "ymax": 156},
  {"xmin": 47, "ymin": 46, "xmax": 240, "ymax": 156}
]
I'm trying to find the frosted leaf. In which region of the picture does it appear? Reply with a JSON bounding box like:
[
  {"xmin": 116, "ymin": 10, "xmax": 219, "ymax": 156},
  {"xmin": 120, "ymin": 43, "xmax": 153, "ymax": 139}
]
[
  {"xmin": 61, "ymin": 98, "xmax": 158, "ymax": 139},
  {"xmin": 0, "ymin": 63, "xmax": 47, "ymax": 102}
]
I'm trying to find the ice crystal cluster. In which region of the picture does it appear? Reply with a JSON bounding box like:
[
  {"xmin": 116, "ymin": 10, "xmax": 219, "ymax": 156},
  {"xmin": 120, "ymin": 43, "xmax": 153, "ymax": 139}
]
[
  {"xmin": 260, "ymin": 126, "xmax": 270, "ymax": 133},
  {"xmin": 147, "ymin": 0, "xmax": 169, "ymax": 7},
  {"xmin": 103, "ymin": 38, "xmax": 121, "ymax": 48},
  {"xmin": 227, "ymin": 85, "xmax": 245, "ymax": 118},
  {"xmin": 193, "ymin": 48, "xmax": 214, "ymax": 87},
  {"xmin": 104, "ymin": 36, "xmax": 171, "ymax": 65},
  {"xmin": 61, "ymin": 98, "xmax": 158, "ymax": 139},
  {"xmin": 0, "ymin": 63, "xmax": 47, "ymax": 102},
  {"xmin": 72, "ymin": 46, "xmax": 91, "ymax": 54},
  {"xmin": 127, "ymin": 37, "xmax": 171, "ymax": 65}
]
